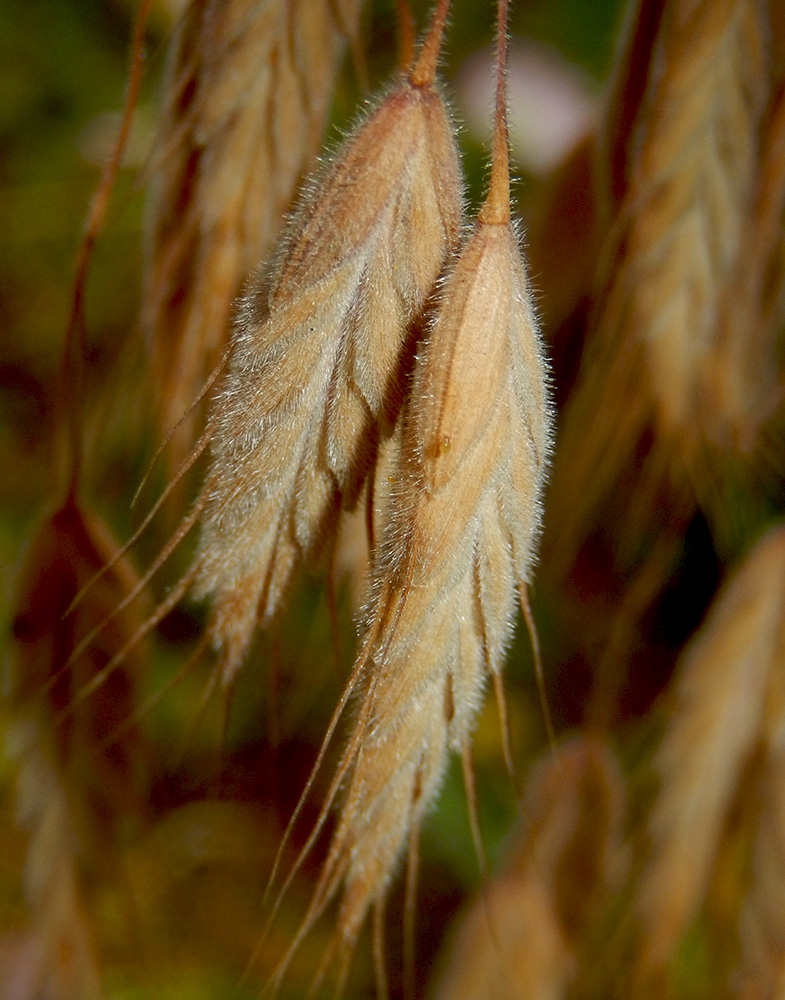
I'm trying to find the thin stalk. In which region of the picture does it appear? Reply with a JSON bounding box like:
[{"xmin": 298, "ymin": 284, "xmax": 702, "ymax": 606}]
[
  {"xmin": 58, "ymin": 0, "xmax": 152, "ymax": 497},
  {"xmin": 410, "ymin": 0, "xmax": 452, "ymax": 87},
  {"xmin": 480, "ymin": 0, "xmax": 511, "ymax": 225}
]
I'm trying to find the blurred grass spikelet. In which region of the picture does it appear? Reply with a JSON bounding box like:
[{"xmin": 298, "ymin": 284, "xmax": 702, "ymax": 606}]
[
  {"xmin": 431, "ymin": 738, "xmax": 627, "ymax": 1000},
  {"xmin": 143, "ymin": 0, "xmax": 363, "ymax": 448},
  {"xmin": 708, "ymin": 83, "xmax": 785, "ymax": 452},
  {"xmin": 282, "ymin": 2, "xmax": 552, "ymax": 961},
  {"xmin": 611, "ymin": 0, "xmax": 769, "ymax": 438},
  {"xmin": 433, "ymin": 873, "xmax": 571, "ymax": 1000},
  {"xmin": 739, "ymin": 742, "xmax": 785, "ymax": 997},
  {"xmin": 636, "ymin": 524, "xmax": 785, "ymax": 971},
  {"xmin": 8, "ymin": 496, "xmax": 149, "ymax": 998},
  {"xmin": 546, "ymin": 0, "xmax": 770, "ymax": 571},
  {"xmin": 191, "ymin": 0, "xmax": 463, "ymax": 683}
]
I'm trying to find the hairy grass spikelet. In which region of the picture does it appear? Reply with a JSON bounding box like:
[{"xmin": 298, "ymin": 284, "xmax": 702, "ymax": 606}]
[
  {"xmin": 275, "ymin": 4, "xmax": 552, "ymax": 975},
  {"xmin": 325, "ymin": 209, "xmax": 550, "ymax": 944},
  {"xmin": 613, "ymin": 0, "xmax": 768, "ymax": 441},
  {"xmin": 143, "ymin": 0, "xmax": 363, "ymax": 447},
  {"xmin": 192, "ymin": 1, "xmax": 463, "ymax": 682}
]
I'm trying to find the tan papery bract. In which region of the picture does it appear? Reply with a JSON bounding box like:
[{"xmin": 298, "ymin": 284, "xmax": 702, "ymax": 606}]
[
  {"xmin": 295, "ymin": 206, "xmax": 551, "ymax": 953},
  {"xmin": 143, "ymin": 0, "xmax": 362, "ymax": 449},
  {"xmin": 432, "ymin": 878, "xmax": 571, "ymax": 1000},
  {"xmin": 636, "ymin": 524, "xmax": 785, "ymax": 971},
  {"xmin": 193, "ymin": 52, "xmax": 463, "ymax": 681},
  {"xmin": 603, "ymin": 0, "xmax": 768, "ymax": 435}
]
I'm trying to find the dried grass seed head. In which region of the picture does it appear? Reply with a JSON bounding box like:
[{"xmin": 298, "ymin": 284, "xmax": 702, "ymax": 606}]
[
  {"xmin": 192, "ymin": 32, "xmax": 464, "ymax": 680},
  {"xmin": 295, "ymin": 0, "xmax": 556, "ymax": 951},
  {"xmin": 630, "ymin": 0, "xmax": 770, "ymax": 438},
  {"xmin": 6, "ymin": 497, "xmax": 146, "ymax": 1000},
  {"xmin": 300, "ymin": 144, "xmax": 553, "ymax": 955}
]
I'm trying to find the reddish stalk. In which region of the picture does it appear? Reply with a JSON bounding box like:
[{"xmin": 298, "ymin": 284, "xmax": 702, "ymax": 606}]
[
  {"xmin": 410, "ymin": 0, "xmax": 452, "ymax": 87},
  {"xmin": 59, "ymin": 0, "xmax": 152, "ymax": 497},
  {"xmin": 480, "ymin": 0, "xmax": 511, "ymax": 226},
  {"xmin": 396, "ymin": 0, "xmax": 416, "ymax": 68}
]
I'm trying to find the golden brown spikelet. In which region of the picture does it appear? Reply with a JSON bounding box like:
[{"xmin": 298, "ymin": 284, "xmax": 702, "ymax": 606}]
[
  {"xmin": 738, "ymin": 743, "xmax": 785, "ymax": 998},
  {"xmin": 275, "ymin": 32, "xmax": 552, "ymax": 966},
  {"xmin": 432, "ymin": 878, "xmax": 571, "ymax": 1000},
  {"xmin": 7, "ymin": 496, "xmax": 149, "ymax": 999},
  {"xmin": 631, "ymin": 0, "xmax": 768, "ymax": 432},
  {"xmin": 143, "ymin": 0, "xmax": 363, "ymax": 448},
  {"xmin": 635, "ymin": 524, "xmax": 785, "ymax": 974},
  {"xmin": 331, "ymin": 216, "xmax": 550, "ymax": 943},
  {"xmin": 430, "ymin": 739, "xmax": 627, "ymax": 1000},
  {"xmin": 607, "ymin": 0, "xmax": 768, "ymax": 438},
  {"xmin": 706, "ymin": 83, "xmax": 785, "ymax": 453},
  {"xmin": 193, "ymin": 9, "xmax": 463, "ymax": 682},
  {"xmin": 545, "ymin": 0, "xmax": 771, "ymax": 575},
  {"xmin": 330, "ymin": 218, "xmax": 549, "ymax": 939}
]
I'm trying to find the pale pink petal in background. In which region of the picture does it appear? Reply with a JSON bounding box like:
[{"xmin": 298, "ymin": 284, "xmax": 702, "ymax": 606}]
[{"xmin": 456, "ymin": 40, "xmax": 598, "ymax": 176}]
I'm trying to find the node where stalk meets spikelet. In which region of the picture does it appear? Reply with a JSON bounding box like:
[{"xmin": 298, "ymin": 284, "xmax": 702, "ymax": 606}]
[{"xmin": 192, "ymin": 3, "xmax": 463, "ymax": 683}]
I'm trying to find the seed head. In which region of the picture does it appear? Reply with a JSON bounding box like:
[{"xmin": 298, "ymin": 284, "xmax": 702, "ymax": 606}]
[
  {"xmin": 276, "ymin": 0, "xmax": 553, "ymax": 961},
  {"xmin": 277, "ymin": 151, "xmax": 553, "ymax": 979},
  {"xmin": 193, "ymin": 21, "xmax": 463, "ymax": 681}
]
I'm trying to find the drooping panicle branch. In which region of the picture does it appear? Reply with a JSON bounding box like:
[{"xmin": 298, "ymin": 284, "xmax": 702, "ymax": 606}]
[
  {"xmin": 396, "ymin": 0, "xmax": 416, "ymax": 68},
  {"xmin": 59, "ymin": 0, "xmax": 152, "ymax": 496}
]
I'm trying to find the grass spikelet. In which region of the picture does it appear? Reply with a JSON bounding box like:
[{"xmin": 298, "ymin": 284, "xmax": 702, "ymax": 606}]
[
  {"xmin": 193, "ymin": 0, "xmax": 463, "ymax": 683},
  {"xmin": 273, "ymin": 1, "xmax": 552, "ymax": 977},
  {"xmin": 706, "ymin": 83, "xmax": 785, "ymax": 453},
  {"xmin": 545, "ymin": 0, "xmax": 770, "ymax": 576},
  {"xmin": 8, "ymin": 495, "xmax": 149, "ymax": 998},
  {"xmin": 434, "ymin": 877, "xmax": 570, "ymax": 1000},
  {"xmin": 738, "ymin": 741, "xmax": 785, "ymax": 997},
  {"xmin": 636, "ymin": 524, "xmax": 785, "ymax": 973},
  {"xmin": 623, "ymin": 0, "xmax": 768, "ymax": 441},
  {"xmin": 143, "ymin": 0, "xmax": 363, "ymax": 448},
  {"xmin": 430, "ymin": 738, "xmax": 627, "ymax": 1000}
]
